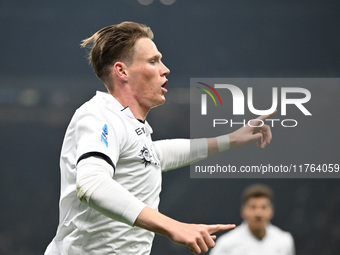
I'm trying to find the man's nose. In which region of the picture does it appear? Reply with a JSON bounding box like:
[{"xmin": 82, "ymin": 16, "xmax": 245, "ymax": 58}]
[
  {"xmin": 254, "ymin": 208, "xmax": 264, "ymax": 215},
  {"xmin": 161, "ymin": 62, "xmax": 170, "ymax": 76}
]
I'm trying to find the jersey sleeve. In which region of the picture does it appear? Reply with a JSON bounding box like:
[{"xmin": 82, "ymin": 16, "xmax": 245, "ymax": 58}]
[
  {"xmin": 76, "ymin": 156, "xmax": 146, "ymax": 226},
  {"xmin": 74, "ymin": 107, "xmax": 120, "ymax": 170},
  {"xmin": 153, "ymin": 138, "xmax": 208, "ymax": 171}
]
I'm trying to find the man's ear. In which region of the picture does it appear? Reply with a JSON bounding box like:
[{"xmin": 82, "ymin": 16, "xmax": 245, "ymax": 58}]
[{"xmin": 113, "ymin": 61, "xmax": 128, "ymax": 81}]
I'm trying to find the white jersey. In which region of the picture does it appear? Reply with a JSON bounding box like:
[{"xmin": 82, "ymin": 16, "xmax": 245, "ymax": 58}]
[
  {"xmin": 45, "ymin": 91, "xmax": 207, "ymax": 255},
  {"xmin": 210, "ymin": 222, "xmax": 295, "ymax": 255}
]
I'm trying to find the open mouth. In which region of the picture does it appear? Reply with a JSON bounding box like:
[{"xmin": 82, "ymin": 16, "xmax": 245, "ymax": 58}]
[
  {"xmin": 161, "ymin": 80, "xmax": 168, "ymax": 93},
  {"xmin": 161, "ymin": 80, "xmax": 168, "ymax": 88}
]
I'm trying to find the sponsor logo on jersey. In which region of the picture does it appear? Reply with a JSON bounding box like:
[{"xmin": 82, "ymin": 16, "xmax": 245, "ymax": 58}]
[
  {"xmin": 135, "ymin": 127, "xmax": 146, "ymax": 136},
  {"xmin": 101, "ymin": 124, "xmax": 108, "ymax": 147}
]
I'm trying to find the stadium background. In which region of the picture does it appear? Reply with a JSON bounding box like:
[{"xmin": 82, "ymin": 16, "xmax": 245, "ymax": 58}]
[{"xmin": 1, "ymin": 0, "xmax": 339, "ymax": 254}]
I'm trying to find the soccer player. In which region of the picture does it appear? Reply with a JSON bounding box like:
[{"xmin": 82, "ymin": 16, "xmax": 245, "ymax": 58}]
[
  {"xmin": 45, "ymin": 21, "xmax": 274, "ymax": 255},
  {"xmin": 210, "ymin": 184, "xmax": 295, "ymax": 255}
]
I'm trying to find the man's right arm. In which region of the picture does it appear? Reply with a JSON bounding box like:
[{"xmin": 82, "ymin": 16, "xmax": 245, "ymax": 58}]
[
  {"xmin": 76, "ymin": 156, "xmax": 146, "ymax": 226},
  {"xmin": 76, "ymin": 156, "xmax": 235, "ymax": 254},
  {"xmin": 135, "ymin": 206, "xmax": 235, "ymax": 254}
]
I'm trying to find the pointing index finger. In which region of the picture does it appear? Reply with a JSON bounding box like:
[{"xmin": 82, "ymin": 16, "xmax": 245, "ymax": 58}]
[
  {"xmin": 208, "ymin": 224, "xmax": 236, "ymax": 235},
  {"xmin": 257, "ymin": 109, "xmax": 277, "ymax": 122}
]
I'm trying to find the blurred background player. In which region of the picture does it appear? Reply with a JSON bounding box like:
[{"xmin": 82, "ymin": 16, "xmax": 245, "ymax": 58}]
[{"xmin": 210, "ymin": 184, "xmax": 295, "ymax": 255}]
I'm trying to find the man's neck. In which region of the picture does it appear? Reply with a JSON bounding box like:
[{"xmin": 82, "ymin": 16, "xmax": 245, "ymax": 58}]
[{"xmin": 109, "ymin": 90, "xmax": 149, "ymax": 121}]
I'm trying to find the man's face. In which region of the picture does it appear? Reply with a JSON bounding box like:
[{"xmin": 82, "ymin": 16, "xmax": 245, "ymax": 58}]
[
  {"xmin": 241, "ymin": 197, "xmax": 273, "ymax": 233},
  {"xmin": 126, "ymin": 37, "xmax": 170, "ymax": 112}
]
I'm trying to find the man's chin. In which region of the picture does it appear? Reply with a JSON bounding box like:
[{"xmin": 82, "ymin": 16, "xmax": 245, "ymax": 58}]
[
  {"xmin": 159, "ymin": 96, "xmax": 166, "ymax": 105},
  {"xmin": 151, "ymin": 98, "xmax": 166, "ymax": 109},
  {"xmin": 249, "ymin": 222, "xmax": 266, "ymax": 230}
]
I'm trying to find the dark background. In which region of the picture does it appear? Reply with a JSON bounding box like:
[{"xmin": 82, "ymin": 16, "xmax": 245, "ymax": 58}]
[{"xmin": 1, "ymin": 0, "xmax": 339, "ymax": 254}]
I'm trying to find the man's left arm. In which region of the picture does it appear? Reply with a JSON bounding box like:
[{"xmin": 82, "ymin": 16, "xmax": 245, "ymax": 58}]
[{"xmin": 154, "ymin": 111, "xmax": 275, "ymax": 171}]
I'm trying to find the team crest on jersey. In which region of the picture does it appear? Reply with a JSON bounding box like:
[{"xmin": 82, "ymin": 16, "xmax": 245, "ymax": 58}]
[
  {"xmin": 139, "ymin": 146, "xmax": 152, "ymax": 167},
  {"xmin": 138, "ymin": 145, "xmax": 160, "ymax": 167},
  {"xmin": 101, "ymin": 124, "xmax": 108, "ymax": 147}
]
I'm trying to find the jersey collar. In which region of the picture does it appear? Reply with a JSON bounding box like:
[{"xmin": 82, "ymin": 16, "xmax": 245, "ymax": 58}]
[{"xmin": 96, "ymin": 91, "xmax": 153, "ymax": 135}]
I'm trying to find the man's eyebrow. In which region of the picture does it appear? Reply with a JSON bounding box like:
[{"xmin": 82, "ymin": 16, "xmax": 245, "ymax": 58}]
[{"xmin": 150, "ymin": 53, "xmax": 162, "ymax": 60}]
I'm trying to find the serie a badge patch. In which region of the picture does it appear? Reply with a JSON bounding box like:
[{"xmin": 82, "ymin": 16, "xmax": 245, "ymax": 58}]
[{"xmin": 101, "ymin": 124, "xmax": 108, "ymax": 147}]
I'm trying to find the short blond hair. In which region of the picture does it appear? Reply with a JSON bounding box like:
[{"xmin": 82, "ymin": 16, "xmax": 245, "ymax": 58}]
[{"xmin": 81, "ymin": 21, "xmax": 154, "ymax": 80}]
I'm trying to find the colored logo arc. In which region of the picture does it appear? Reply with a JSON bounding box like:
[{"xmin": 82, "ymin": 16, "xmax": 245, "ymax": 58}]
[{"xmin": 196, "ymin": 82, "xmax": 223, "ymax": 106}]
